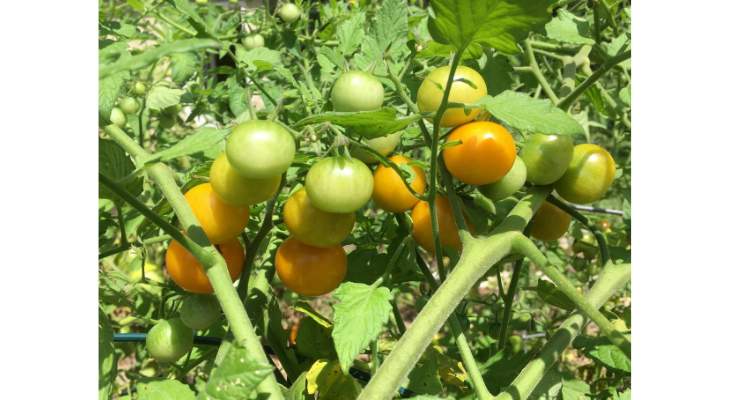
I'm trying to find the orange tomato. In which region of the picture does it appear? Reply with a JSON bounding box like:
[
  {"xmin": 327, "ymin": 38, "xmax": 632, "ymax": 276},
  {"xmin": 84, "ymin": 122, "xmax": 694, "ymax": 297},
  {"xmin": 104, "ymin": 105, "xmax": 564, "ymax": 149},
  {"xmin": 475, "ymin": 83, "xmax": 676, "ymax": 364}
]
[
  {"xmin": 530, "ymin": 201, "xmax": 572, "ymax": 242},
  {"xmin": 411, "ymin": 195, "xmax": 475, "ymax": 254},
  {"xmin": 165, "ymin": 238, "xmax": 245, "ymax": 294},
  {"xmin": 443, "ymin": 122, "xmax": 516, "ymax": 186},
  {"xmin": 184, "ymin": 183, "xmax": 249, "ymax": 244},
  {"xmin": 372, "ymin": 155, "xmax": 427, "ymax": 213},
  {"xmin": 275, "ymin": 237, "xmax": 347, "ymax": 296},
  {"xmin": 283, "ymin": 187, "xmax": 355, "ymax": 248}
]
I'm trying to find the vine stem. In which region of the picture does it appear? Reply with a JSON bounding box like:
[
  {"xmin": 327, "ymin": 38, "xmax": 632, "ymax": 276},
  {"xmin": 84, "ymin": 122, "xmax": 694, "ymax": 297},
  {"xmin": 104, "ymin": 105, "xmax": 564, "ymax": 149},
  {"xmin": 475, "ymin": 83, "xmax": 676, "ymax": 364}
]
[
  {"xmin": 557, "ymin": 50, "xmax": 631, "ymax": 111},
  {"xmin": 525, "ymin": 41, "xmax": 560, "ymax": 105},
  {"xmin": 512, "ymin": 235, "xmax": 631, "ymax": 358},
  {"xmin": 545, "ymin": 195, "xmax": 611, "ymax": 266},
  {"xmin": 101, "ymin": 125, "xmax": 284, "ymax": 400},
  {"xmin": 496, "ymin": 222, "xmax": 533, "ymax": 349}
]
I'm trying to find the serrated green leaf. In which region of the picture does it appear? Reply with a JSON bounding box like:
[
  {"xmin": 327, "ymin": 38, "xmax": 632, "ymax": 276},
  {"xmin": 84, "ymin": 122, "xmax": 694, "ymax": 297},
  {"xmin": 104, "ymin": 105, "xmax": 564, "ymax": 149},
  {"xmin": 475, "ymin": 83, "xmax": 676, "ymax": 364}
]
[
  {"xmin": 573, "ymin": 335, "xmax": 631, "ymax": 373},
  {"xmin": 337, "ymin": 12, "xmax": 366, "ymax": 56},
  {"xmin": 99, "ymin": 42, "xmax": 130, "ymax": 122},
  {"xmin": 306, "ymin": 359, "xmax": 361, "ymax": 399},
  {"xmin": 293, "ymin": 108, "xmax": 419, "ymax": 139},
  {"xmin": 480, "ymin": 50, "xmax": 514, "ymax": 96},
  {"xmin": 619, "ymin": 84, "xmax": 631, "ymax": 107},
  {"xmin": 171, "ymin": 0, "xmax": 216, "ymax": 38},
  {"xmin": 477, "ymin": 91, "xmax": 585, "ymax": 136},
  {"xmin": 99, "ymin": 139, "xmax": 143, "ymax": 201},
  {"xmin": 541, "ymin": 9, "xmax": 595, "ymax": 45},
  {"xmin": 606, "ymin": 33, "xmax": 631, "ymax": 69},
  {"xmin": 136, "ymin": 378, "xmax": 195, "ymax": 400},
  {"xmin": 206, "ymin": 345, "xmax": 274, "ymax": 399},
  {"xmin": 480, "ymin": 348, "xmax": 536, "ymax": 395},
  {"xmin": 98, "ymin": 308, "xmax": 117, "ymax": 400},
  {"xmin": 560, "ymin": 375, "xmax": 590, "ymax": 400},
  {"xmin": 291, "ymin": 301, "xmax": 333, "ymax": 328},
  {"xmin": 239, "ymin": 47, "xmax": 282, "ymax": 72},
  {"xmin": 99, "ymin": 20, "xmax": 139, "ymax": 38},
  {"xmin": 374, "ymin": 0, "xmax": 409, "ymax": 53},
  {"xmin": 294, "ymin": 317, "xmax": 337, "ymax": 361},
  {"xmin": 146, "ymin": 87, "xmax": 185, "ymax": 111},
  {"xmin": 171, "ymin": 52, "xmax": 199, "ymax": 85},
  {"xmin": 144, "ymin": 127, "xmax": 231, "ymax": 164},
  {"xmin": 524, "ymin": 279, "xmax": 575, "ymax": 311},
  {"xmin": 403, "ymin": 358, "xmax": 444, "ymax": 395},
  {"xmin": 126, "ymin": 0, "xmax": 144, "ymax": 10},
  {"xmin": 332, "ymin": 282, "xmax": 393, "ymax": 372},
  {"xmin": 427, "ymin": 0, "xmax": 553, "ymax": 54}
]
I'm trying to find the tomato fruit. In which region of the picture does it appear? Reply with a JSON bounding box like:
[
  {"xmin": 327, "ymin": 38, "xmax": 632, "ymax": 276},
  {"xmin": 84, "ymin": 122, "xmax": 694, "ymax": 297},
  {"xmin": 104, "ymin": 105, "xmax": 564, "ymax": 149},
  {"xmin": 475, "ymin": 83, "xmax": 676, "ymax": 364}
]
[
  {"xmin": 554, "ymin": 144, "xmax": 616, "ymax": 204},
  {"xmin": 487, "ymin": 323, "xmax": 501, "ymax": 340},
  {"xmin": 210, "ymin": 153, "xmax": 281, "ymax": 207},
  {"xmin": 145, "ymin": 318, "xmax": 194, "ymax": 362},
  {"xmin": 184, "ymin": 183, "xmax": 249, "ymax": 244},
  {"xmin": 305, "ymin": 157, "xmax": 374, "ymax": 213},
  {"xmin": 331, "ymin": 70, "xmax": 384, "ymax": 112},
  {"xmin": 163, "ymin": 103, "xmax": 182, "ymax": 116},
  {"xmin": 519, "ymin": 133, "xmax": 574, "ymax": 185},
  {"xmin": 417, "ymin": 65, "xmax": 487, "ymax": 128},
  {"xmin": 576, "ymin": 270, "xmax": 589, "ymax": 283},
  {"xmin": 508, "ymin": 335, "xmax": 524, "ymax": 354},
  {"xmin": 180, "ymin": 294, "xmax": 221, "ymax": 330},
  {"xmin": 572, "ymin": 231, "xmax": 598, "ymax": 260},
  {"xmin": 280, "ymin": 3, "xmax": 300, "ymax": 23},
  {"xmin": 478, "ymin": 155, "xmax": 526, "ymax": 201},
  {"xmin": 166, "ymin": 238, "xmax": 245, "ymax": 294},
  {"xmin": 586, "ymin": 262, "xmax": 601, "ymax": 276},
  {"xmin": 599, "ymin": 220, "xmax": 612, "ymax": 232},
  {"xmin": 110, "ymin": 107, "xmax": 127, "ymax": 128},
  {"xmin": 411, "ymin": 194, "xmax": 475, "ymax": 254},
  {"xmin": 351, "ymin": 132, "xmax": 401, "ymax": 163},
  {"xmin": 275, "ymin": 237, "xmax": 347, "ymax": 296},
  {"xmin": 572, "ymin": 257, "xmax": 587, "ymax": 270},
  {"xmin": 120, "ymin": 97, "xmax": 140, "ymax": 115},
  {"xmin": 372, "ymin": 155, "xmax": 427, "ymax": 213},
  {"xmin": 159, "ymin": 114, "xmax": 175, "ymax": 129},
  {"xmin": 530, "ymin": 201, "xmax": 571, "ymax": 242},
  {"xmin": 131, "ymin": 81, "xmax": 146, "ymax": 95},
  {"xmin": 230, "ymin": 0, "xmax": 238, "ymax": 3},
  {"xmin": 443, "ymin": 121, "xmax": 517, "ymax": 185},
  {"xmin": 243, "ymin": 34, "xmax": 265, "ymax": 50},
  {"xmin": 195, "ymin": 0, "xmax": 208, "ymax": 5},
  {"xmin": 226, "ymin": 120, "xmax": 296, "ymax": 179},
  {"xmin": 283, "ymin": 187, "xmax": 355, "ymax": 248}
]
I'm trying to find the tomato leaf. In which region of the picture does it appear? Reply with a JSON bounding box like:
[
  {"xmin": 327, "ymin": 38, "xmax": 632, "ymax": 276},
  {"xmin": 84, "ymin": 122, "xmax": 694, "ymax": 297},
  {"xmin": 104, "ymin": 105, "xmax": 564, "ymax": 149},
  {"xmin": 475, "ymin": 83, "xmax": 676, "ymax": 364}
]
[
  {"xmin": 291, "ymin": 301, "xmax": 333, "ymax": 328},
  {"xmin": 293, "ymin": 108, "xmax": 420, "ymax": 139},
  {"xmin": 145, "ymin": 86, "xmax": 185, "ymax": 111},
  {"xmin": 337, "ymin": 12, "xmax": 366, "ymax": 56},
  {"xmin": 523, "ymin": 279, "xmax": 576, "ymax": 311},
  {"xmin": 606, "ymin": 33, "xmax": 631, "ymax": 69},
  {"xmin": 170, "ymin": 52, "xmax": 199, "ymax": 85},
  {"xmin": 427, "ymin": 0, "xmax": 553, "ymax": 54},
  {"xmin": 374, "ymin": 0, "xmax": 408, "ymax": 53},
  {"xmin": 403, "ymin": 358, "xmax": 444, "ymax": 395},
  {"xmin": 136, "ymin": 378, "xmax": 195, "ymax": 400},
  {"xmin": 98, "ymin": 308, "xmax": 117, "ymax": 400},
  {"xmin": 540, "ymin": 9, "xmax": 595, "ymax": 45},
  {"xmin": 143, "ymin": 127, "xmax": 231, "ymax": 164},
  {"xmin": 239, "ymin": 47, "xmax": 282, "ymax": 74},
  {"xmin": 99, "ymin": 42, "xmax": 130, "ymax": 123},
  {"xmin": 295, "ymin": 317, "xmax": 337, "ymax": 361},
  {"xmin": 332, "ymin": 282, "xmax": 393, "ymax": 373},
  {"xmin": 170, "ymin": 0, "xmax": 216, "ymax": 38},
  {"xmin": 560, "ymin": 375, "xmax": 591, "ymax": 400},
  {"xmin": 99, "ymin": 139, "xmax": 143, "ymax": 201},
  {"xmin": 281, "ymin": 372, "xmax": 314, "ymax": 400},
  {"xmin": 205, "ymin": 344, "xmax": 274, "ymax": 399},
  {"xmin": 479, "ymin": 348, "xmax": 537, "ymax": 395},
  {"xmin": 475, "ymin": 91, "xmax": 585, "ymax": 136},
  {"xmin": 306, "ymin": 359, "xmax": 361, "ymax": 399},
  {"xmin": 478, "ymin": 50, "xmax": 514, "ymax": 97},
  {"xmin": 573, "ymin": 335, "xmax": 632, "ymax": 373}
]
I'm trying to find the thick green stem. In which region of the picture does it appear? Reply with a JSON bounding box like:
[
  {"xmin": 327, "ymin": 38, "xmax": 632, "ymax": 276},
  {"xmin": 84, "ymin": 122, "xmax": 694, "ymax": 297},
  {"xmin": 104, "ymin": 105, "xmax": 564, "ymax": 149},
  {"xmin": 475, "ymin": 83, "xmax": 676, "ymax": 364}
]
[
  {"xmin": 512, "ymin": 236, "xmax": 631, "ymax": 358},
  {"xmin": 525, "ymin": 41, "xmax": 559, "ymax": 105},
  {"xmin": 495, "ymin": 262, "xmax": 631, "ymax": 400},
  {"xmin": 496, "ymin": 222, "xmax": 533, "ymax": 349},
  {"xmin": 557, "ymin": 50, "xmax": 631, "ymax": 111}
]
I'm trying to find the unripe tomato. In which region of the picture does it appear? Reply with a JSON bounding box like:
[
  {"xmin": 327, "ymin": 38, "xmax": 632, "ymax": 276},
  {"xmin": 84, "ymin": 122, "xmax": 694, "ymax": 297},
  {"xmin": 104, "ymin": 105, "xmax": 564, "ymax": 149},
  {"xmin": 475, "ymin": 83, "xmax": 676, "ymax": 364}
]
[
  {"xmin": 586, "ymin": 262, "xmax": 601, "ymax": 276},
  {"xmin": 280, "ymin": 3, "xmax": 300, "ymax": 23},
  {"xmin": 530, "ymin": 201, "xmax": 571, "ymax": 242},
  {"xmin": 226, "ymin": 120, "xmax": 296, "ymax": 179},
  {"xmin": 572, "ymin": 231, "xmax": 598, "ymax": 260},
  {"xmin": 372, "ymin": 155, "xmax": 427, "ymax": 213},
  {"xmin": 165, "ymin": 238, "xmax": 245, "ymax": 294},
  {"xmin": 411, "ymin": 194, "xmax": 475, "ymax": 254},
  {"xmin": 331, "ymin": 70, "xmax": 384, "ymax": 112},
  {"xmin": 195, "ymin": 0, "xmax": 208, "ymax": 5},
  {"xmin": 487, "ymin": 323, "xmax": 501, "ymax": 340},
  {"xmin": 572, "ymin": 257, "xmax": 587, "ymax": 270},
  {"xmin": 210, "ymin": 153, "xmax": 281, "ymax": 207},
  {"xmin": 283, "ymin": 187, "xmax": 355, "ymax": 248},
  {"xmin": 443, "ymin": 121, "xmax": 516, "ymax": 185},
  {"xmin": 243, "ymin": 34, "xmax": 265, "ymax": 50},
  {"xmin": 131, "ymin": 81, "xmax": 146, "ymax": 95},
  {"xmin": 184, "ymin": 183, "xmax": 249, "ymax": 244},
  {"xmin": 110, "ymin": 107, "xmax": 127, "ymax": 128},
  {"xmin": 417, "ymin": 65, "xmax": 487, "ymax": 128},
  {"xmin": 351, "ymin": 132, "xmax": 401, "ymax": 163},
  {"xmin": 576, "ymin": 270, "xmax": 589, "ymax": 283},
  {"xmin": 163, "ymin": 103, "xmax": 182, "ymax": 116},
  {"xmin": 230, "ymin": 0, "xmax": 238, "ymax": 3},
  {"xmin": 180, "ymin": 294, "xmax": 221, "ymax": 330},
  {"xmin": 519, "ymin": 133, "xmax": 574, "ymax": 185},
  {"xmin": 508, "ymin": 335, "xmax": 524, "ymax": 354},
  {"xmin": 159, "ymin": 114, "xmax": 175, "ymax": 129},
  {"xmin": 275, "ymin": 237, "xmax": 347, "ymax": 296},
  {"xmin": 120, "ymin": 97, "xmax": 140, "ymax": 115},
  {"xmin": 305, "ymin": 157, "xmax": 374, "ymax": 213},
  {"xmin": 145, "ymin": 318, "xmax": 194, "ymax": 362},
  {"xmin": 554, "ymin": 144, "xmax": 616, "ymax": 204},
  {"xmin": 477, "ymin": 156, "xmax": 526, "ymax": 201}
]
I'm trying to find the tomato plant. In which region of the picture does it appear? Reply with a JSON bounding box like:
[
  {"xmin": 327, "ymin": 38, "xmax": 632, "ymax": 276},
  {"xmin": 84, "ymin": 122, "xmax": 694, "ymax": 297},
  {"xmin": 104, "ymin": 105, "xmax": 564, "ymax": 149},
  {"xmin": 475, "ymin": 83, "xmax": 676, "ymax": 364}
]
[
  {"xmin": 554, "ymin": 144, "xmax": 617, "ymax": 204},
  {"xmin": 226, "ymin": 120, "xmax": 296, "ymax": 179},
  {"xmin": 519, "ymin": 133, "xmax": 574, "ymax": 185},
  {"xmin": 417, "ymin": 65, "xmax": 487, "ymax": 127},
  {"xmin": 530, "ymin": 201, "xmax": 572, "ymax": 242},
  {"xmin": 243, "ymin": 34, "xmax": 265, "ymax": 50},
  {"xmin": 210, "ymin": 153, "xmax": 282, "ymax": 207},
  {"xmin": 180, "ymin": 294, "xmax": 221, "ymax": 330},
  {"xmin": 279, "ymin": 3, "xmax": 301, "ymax": 24}
]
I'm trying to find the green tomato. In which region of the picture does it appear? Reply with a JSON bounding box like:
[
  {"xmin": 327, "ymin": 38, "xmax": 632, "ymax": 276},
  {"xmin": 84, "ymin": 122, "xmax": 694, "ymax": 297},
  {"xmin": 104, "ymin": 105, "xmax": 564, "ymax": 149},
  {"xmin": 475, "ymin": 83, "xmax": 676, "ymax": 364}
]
[
  {"xmin": 305, "ymin": 157, "xmax": 374, "ymax": 213},
  {"xmin": 131, "ymin": 81, "xmax": 146, "ymax": 95},
  {"xmin": 159, "ymin": 114, "xmax": 175, "ymax": 129},
  {"xmin": 163, "ymin": 103, "xmax": 182, "ymax": 116},
  {"xmin": 195, "ymin": 0, "xmax": 208, "ymax": 5},
  {"xmin": 243, "ymin": 34, "xmax": 265, "ymax": 50},
  {"xmin": 351, "ymin": 132, "xmax": 401, "ymax": 163},
  {"xmin": 280, "ymin": 3, "xmax": 300, "ymax": 23},
  {"xmin": 576, "ymin": 270, "xmax": 590, "ymax": 283},
  {"xmin": 180, "ymin": 294, "xmax": 221, "ymax": 330},
  {"xmin": 477, "ymin": 156, "xmax": 526, "ymax": 201},
  {"xmin": 572, "ymin": 231, "xmax": 598, "ymax": 260},
  {"xmin": 586, "ymin": 262, "xmax": 601, "ymax": 276},
  {"xmin": 210, "ymin": 153, "xmax": 282, "ymax": 206},
  {"xmin": 331, "ymin": 70, "xmax": 384, "ymax": 112},
  {"xmin": 572, "ymin": 257, "xmax": 587, "ymax": 270},
  {"xmin": 226, "ymin": 120, "xmax": 296, "ymax": 179},
  {"xmin": 554, "ymin": 144, "xmax": 616, "ymax": 204},
  {"xmin": 487, "ymin": 323, "xmax": 501, "ymax": 340},
  {"xmin": 110, "ymin": 107, "xmax": 127, "ymax": 128},
  {"xmin": 508, "ymin": 335, "xmax": 524, "ymax": 354},
  {"xmin": 519, "ymin": 133, "xmax": 574, "ymax": 185},
  {"xmin": 145, "ymin": 318, "xmax": 193, "ymax": 362},
  {"xmin": 230, "ymin": 0, "xmax": 238, "ymax": 3},
  {"xmin": 120, "ymin": 97, "xmax": 140, "ymax": 115}
]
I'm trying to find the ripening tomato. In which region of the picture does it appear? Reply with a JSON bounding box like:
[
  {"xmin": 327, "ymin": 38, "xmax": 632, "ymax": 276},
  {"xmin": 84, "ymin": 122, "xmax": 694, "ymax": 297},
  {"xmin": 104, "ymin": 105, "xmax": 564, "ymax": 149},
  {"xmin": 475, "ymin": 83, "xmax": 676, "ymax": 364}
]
[
  {"xmin": 411, "ymin": 195, "xmax": 475, "ymax": 254},
  {"xmin": 225, "ymin": 120, "xmax": 296, "ymax": 179},
  {"xmin": 351, "ymin": 132, "xmax": 401, "ymax": 163},
  {"xmin": 146, "ymin": 318, "xmax": 194, "ymax": 362},
  {"xmin": 275, "ymin": 237, "xmax": 347, "ymax": 296},
  {"xmin": 443, "ymin": 121, "xmax": 517, "ymax": 185},
  {"xmin": 599, "ymin": 220, "xmax": 612, "ymax": 232},
  {"xmin": 243, "ymin": 34, "xmax": 265, "ymax": 50},
  {"xmin": 120, "ymin": 97, "xmax": 140, "ymax": 115},
  {"xmin": 519, "ymin": 133, "xmax": 574, "ymax": 185},
  {"xmin": 110, "ymin": 107, "xmax": 127, "ymax": 128},
  {"xmin": 184, "ymin": 183, "xmax": 249, "ymax": 244},
  {"xmin": 283, "ymin": 187, "xmax": 355, "ymax": 248},
  {"xmin": 554, "ymin": 144, "xmax": 616, "ymax": 204},
  {"xmin": 331, "ymin": 70, "xmax": 384, "ymax": 112},
  {"xmin": 210, "ymin": 153, "xmax": 281, "ymax": 207},
  {"xmin": 305, "ymin": 157, "xmax": 374, "ymax": 213},
  {"xmin": 280, "ymin": 3, "xmax": 300, "ymax": 23},
  {"xmin": 530, "ymin": 201, "xmax": 571, "ymax": 242},
  {"xmin": 417, "ymin": 65, "xmax": 487, "ymax": 127},
  {"xmin": 572, "ymin": 231, "xmax": 598, "ymax": 260},
  {"xmin": 372, "ymin": 155, "xmax": 427, "ymax": 213},
  {"xmin": 478, "ymin": 156, "xmax": 526, "ymax": 201},
  {"xmin": 180, "ymin": 294, "xmax": 221, "ymax": 330},
  {"xmin": 165, "ymin": 238, "xmax": 245, "ymax": 294}
]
